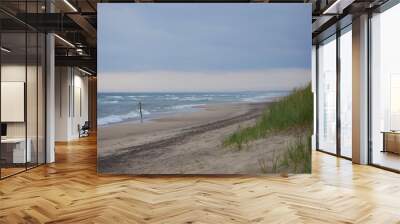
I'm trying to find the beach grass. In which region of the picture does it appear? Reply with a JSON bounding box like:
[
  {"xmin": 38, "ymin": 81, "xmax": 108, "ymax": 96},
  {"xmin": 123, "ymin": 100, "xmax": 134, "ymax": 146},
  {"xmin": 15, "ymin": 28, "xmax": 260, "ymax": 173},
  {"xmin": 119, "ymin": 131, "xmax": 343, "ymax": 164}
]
[
  {"xmin": 224, "ymin": 84, "xmax": 313, "ymax": 149},
  {"xmin": 279, "ymin": 136, "xmax": 311, "ymax": 173},
  {"xmin": 257, "ymin": 136, "xmax": 311, "ymax": 173}
]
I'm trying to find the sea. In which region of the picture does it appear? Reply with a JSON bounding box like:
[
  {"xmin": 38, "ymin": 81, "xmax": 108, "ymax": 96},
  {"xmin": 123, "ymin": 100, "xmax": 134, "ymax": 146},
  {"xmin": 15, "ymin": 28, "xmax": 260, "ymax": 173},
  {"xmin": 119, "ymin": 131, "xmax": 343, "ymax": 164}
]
[{"xmin": 98, "ymin": 91, "xmax": 290, "ymax": 126}]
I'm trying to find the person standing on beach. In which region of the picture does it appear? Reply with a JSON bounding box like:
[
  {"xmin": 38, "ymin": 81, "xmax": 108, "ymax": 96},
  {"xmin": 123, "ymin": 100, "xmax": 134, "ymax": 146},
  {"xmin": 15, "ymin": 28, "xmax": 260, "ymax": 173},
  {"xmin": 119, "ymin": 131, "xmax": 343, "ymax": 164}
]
[{"xmin": 139, "ymin": 102, "xmax": 143, "ymax": 123}]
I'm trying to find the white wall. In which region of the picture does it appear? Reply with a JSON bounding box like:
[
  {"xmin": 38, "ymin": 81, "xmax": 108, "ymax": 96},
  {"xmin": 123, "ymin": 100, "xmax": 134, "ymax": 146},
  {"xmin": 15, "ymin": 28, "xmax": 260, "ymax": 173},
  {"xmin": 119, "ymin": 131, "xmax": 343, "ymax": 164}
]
[
  {"xmin": 1, "ymin": 65, "xmax": 27, "ymax": 140},
  {"xmin": 55, "ymin": 66, "xmax": 70, "ymax": 141},
  {"xmin": 55, "ymin": 67, "xmax": 89, "ymax": 141},
  {"xmin": 1, "ymin": 63, "xmax": 46, "ymax": 164},
  {"xmin": 1, "ymin": 65, "xmax": 39, "ymax": 138},
  {"xmin": 71, "ymin": 73, "xmax": 89, "ymax": 138}
]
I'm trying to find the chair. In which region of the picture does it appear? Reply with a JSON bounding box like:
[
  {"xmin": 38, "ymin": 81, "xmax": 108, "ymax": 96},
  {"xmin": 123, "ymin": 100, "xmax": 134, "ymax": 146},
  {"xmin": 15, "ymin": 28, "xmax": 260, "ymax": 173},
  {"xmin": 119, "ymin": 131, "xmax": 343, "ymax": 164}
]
[{"xmin": 79, "ymin": 121, "xmax": 90, "ymax": 138}]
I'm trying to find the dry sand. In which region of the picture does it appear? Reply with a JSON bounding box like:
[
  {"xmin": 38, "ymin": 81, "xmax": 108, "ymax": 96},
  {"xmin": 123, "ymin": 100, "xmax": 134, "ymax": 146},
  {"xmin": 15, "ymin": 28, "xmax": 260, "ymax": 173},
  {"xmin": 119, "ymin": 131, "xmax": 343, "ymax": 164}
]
[{"xmin": 98, "ymin": 102, "xmax": 296, "ymax": 174}]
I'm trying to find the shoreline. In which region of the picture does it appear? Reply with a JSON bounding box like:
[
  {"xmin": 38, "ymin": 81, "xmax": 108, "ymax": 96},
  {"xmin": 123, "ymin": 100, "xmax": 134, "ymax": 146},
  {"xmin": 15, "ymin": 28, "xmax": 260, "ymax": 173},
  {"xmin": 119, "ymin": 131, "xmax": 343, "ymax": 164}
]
[
  {"xmin": 98, "ymin": 100, "xmax": 275, "ymax": 128},
  {"xmin": 98, "ymin": 102, "xmax": 212, "ymax": 128}
]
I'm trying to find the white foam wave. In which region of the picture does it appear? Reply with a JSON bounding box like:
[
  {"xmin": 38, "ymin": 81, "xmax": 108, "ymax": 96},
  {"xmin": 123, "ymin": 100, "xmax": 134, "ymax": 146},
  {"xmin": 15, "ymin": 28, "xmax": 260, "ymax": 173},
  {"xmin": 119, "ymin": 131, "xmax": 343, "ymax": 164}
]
[
  {"xmin": 101, "ymin": 100, "xmax": 119, "ymax": 104},
  {"xmin": 178, "ymin": 97, "xmax": 213, "ymax": 101},
  {"xmin": 98, "ymin": 110, "xmax": 150, "ymax": 125},
  {"xmin": 242, "ymin": 93, "xmax": 288, "ymax": 102},
  {"xmin": 171, "ymin": 104, "xmax": 205, "ymax": 110},
  {"xmin": 165, "ymin": 96, "xmax": 180, "ymax": 100},
  {"xmin": 105, "ymin": 95, "xmax": 123, "ymax": 99}
]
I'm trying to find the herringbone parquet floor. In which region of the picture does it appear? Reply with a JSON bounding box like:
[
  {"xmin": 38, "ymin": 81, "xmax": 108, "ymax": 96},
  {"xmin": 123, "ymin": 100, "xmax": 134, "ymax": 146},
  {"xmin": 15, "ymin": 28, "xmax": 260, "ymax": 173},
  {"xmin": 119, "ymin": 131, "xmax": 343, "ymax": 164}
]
[{"xmin": 1, "ymin": 135, "xmax": 400, "ymax": 223}]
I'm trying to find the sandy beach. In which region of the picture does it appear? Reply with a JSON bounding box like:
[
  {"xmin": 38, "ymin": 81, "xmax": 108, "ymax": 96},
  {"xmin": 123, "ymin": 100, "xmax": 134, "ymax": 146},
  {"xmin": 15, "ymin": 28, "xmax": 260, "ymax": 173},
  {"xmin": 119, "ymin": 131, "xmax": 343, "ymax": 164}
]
[{"xmin": 98, "ymin": 101, "xmax": 296, "ymax": 174}]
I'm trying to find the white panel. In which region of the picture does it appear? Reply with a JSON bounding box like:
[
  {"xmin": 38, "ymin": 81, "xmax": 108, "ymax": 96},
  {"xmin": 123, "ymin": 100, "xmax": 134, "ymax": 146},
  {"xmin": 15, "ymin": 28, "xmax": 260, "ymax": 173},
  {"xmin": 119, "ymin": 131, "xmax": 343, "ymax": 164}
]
[{"xmin": 1, "ymin": 82, "xmax": 25, "ymax": 122}]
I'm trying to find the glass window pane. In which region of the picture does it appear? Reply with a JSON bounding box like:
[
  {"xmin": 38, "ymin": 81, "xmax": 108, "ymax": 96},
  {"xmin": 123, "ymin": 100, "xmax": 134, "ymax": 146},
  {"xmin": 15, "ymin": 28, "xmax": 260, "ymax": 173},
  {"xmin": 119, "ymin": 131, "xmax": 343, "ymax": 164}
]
[
  {"xmin": 371, "ymin": 3, "xmax": 400, "ymax": 171},
  {"xmin": 0, "ymin": 1, "xmax": 46, "ymax": 179},
  {"xmin": 317, "ymin": 35, "xmax": 337, "ymax": 154},
  {"xmin": 27, "ymin": 31, "xmax": 38, "ymax": 169},
  {"xmin": 38, "ymin": 33, "xmax": 46, "ymax": 165},
  {"xmin": 340, "ymin": 28, "xmax": 352, "ymax": 158},
  {"xmin": 1, "ymin": 31, "xmax": 27, "ymax": 177},
  {"xmin": 312, "ymin": 46, "xmax": 317, "ymax": 150}
]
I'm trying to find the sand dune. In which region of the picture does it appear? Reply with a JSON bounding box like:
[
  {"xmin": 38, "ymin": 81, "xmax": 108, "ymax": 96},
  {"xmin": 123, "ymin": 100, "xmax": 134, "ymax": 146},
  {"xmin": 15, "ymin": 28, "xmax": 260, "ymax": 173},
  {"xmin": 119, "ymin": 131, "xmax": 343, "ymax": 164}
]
[{"xmin": 98, "ymin": 101, "xmax": 295, "ymax": 174}]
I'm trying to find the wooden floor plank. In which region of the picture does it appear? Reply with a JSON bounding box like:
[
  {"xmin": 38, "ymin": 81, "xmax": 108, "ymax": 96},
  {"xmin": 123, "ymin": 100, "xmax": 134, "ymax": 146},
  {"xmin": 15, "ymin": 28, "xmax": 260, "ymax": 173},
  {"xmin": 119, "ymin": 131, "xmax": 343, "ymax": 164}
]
[{"xmin": 0, "ymin": 134, "xmax": 399, "ymax": 223}]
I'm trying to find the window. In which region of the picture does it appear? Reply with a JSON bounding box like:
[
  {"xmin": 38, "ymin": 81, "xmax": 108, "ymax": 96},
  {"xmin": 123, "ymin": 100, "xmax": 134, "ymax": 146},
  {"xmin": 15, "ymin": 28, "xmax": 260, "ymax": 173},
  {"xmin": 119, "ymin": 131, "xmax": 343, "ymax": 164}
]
[
  {"xmin": 0, "ymin": 2, "xmax": 46, "ymax": 179},
  {"xmin": 317, "ymin": 35, "xmax": 337, "ymax": 154},
  {"xmin": 370, "ymin": 3, "xmax": 400, "ymax": 171},
  {"xmin": 339, "ymin": 26, "xmax": 352, "ymax": 158}
]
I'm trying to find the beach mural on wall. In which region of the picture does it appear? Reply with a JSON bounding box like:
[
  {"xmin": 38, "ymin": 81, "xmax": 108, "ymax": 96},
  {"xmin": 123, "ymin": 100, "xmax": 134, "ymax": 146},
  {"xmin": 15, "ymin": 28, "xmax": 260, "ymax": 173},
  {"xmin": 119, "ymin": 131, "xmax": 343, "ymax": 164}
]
[{"xmin": 97, "ymin": 3, "xmax": 312, "ymax": 174}]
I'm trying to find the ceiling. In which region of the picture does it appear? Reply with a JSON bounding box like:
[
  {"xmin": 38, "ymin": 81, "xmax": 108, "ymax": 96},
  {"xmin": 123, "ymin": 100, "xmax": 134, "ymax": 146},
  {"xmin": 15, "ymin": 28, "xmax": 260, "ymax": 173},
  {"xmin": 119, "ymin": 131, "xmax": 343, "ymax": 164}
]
[{"xmin": 0, "ymin": 0, "xmax": 392, "ymax": 74}]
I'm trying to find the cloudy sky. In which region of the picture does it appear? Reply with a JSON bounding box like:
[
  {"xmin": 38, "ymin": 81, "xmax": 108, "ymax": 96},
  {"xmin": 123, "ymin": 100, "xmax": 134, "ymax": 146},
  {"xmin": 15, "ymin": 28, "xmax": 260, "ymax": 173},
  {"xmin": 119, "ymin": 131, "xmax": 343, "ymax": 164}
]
[{"xmin": 98, "ymin": 3, "xmax": 311, "ymax": 92}]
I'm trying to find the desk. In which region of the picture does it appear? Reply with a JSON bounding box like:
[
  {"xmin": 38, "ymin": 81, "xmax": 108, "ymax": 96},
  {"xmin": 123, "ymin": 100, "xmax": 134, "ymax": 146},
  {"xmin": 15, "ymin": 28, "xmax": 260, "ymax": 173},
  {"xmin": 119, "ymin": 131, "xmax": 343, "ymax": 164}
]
[
  {"xmin": 1, "ymin": 138, "xmax": 31, "ymax": 163},
  {"xmin": 382, "ymin": 131, "xmax": 400, "ymax": 154}
]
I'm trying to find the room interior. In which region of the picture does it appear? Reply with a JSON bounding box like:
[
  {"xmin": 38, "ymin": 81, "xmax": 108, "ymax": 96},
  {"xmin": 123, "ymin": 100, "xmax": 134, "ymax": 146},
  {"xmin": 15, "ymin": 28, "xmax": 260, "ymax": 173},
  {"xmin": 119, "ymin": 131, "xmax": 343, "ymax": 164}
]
[
  {"xmin": 0, "ymin": 30, "xmax": 46, "ymax": 178},
  {"xmin": 0, "ymin": 0, "xmax": 400, "ymax": 222},
  {"xmin": 313, "ymin": 1, "xmax": 400, "ymax": 171},
  {"xmin": 0, "ymin": 1, "xmax": 96, "ymax": 178}
]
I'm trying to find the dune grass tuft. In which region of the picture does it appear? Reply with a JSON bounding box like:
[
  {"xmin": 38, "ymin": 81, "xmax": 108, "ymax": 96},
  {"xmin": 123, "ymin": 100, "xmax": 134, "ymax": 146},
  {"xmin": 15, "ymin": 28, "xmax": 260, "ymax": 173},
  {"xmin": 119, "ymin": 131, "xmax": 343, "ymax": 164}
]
[
  {"xmin": 279, "ymin": 136, "xmax": 311, "ymax": 173},
  {"xmin": 224, "ymin": 84, "xmax": 313, "ymax": 149}
]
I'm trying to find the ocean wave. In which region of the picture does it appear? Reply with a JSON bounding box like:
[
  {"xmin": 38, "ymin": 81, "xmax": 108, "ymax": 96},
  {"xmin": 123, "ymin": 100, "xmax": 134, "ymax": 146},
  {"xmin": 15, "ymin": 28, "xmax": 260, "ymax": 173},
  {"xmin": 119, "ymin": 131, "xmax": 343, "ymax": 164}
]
[
  {"xmin": 101, "ymin": 100, "xmax": 120, "ymax": 104},
  {"xmin": 98, "ymin": 110, "xmax": 150, "ymax": 125},
  {"xmin": 242, "ymin": 93, "xmax": 288, "ymax": 102},
  {"xmin": 171, "ymin": 104, "xmax": 206, "ymax": 110},
  {"xmin": 165, "ymin": 96, "xmax": 180, "ymax": 100},
  {"xmin": 105, "ymin": 95, "xmax": 124, "ymax": 100},
  {"xmin": 178, "ymin": 97, "xmax": 213, "ymax": 101}
]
